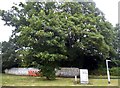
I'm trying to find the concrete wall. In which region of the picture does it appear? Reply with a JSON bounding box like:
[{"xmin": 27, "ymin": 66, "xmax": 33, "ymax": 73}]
[
  {"xmin": 5, "ymin": 67, "xmax": 80, "ymax": 77},
  {"xmin": 56, "ymin": 67, "xmax": 80, "ymax": 77},
  {"xmin": 5, "ymin": 68, "xmax": 39, "ymax": 75}
]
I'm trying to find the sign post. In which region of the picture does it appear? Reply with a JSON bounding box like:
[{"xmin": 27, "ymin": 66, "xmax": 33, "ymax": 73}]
[
  {"xmin": 80, "ymin": 69, "xmax": 88, "ymax": 84},
  {"xmin": 106, "ymin": 60, "xmax": 111, "ymax": 84}
]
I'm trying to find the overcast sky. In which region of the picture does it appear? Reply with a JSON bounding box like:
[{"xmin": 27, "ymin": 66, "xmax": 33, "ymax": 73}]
[{"xmin": 0, "ymin": 0, "xmax": 119, "ymax": 42}]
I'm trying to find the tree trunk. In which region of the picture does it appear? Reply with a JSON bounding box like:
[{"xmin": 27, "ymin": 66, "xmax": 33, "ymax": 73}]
[{"xmin": 46, "ymin": 76, "xmax": 50, "ymax": 80}]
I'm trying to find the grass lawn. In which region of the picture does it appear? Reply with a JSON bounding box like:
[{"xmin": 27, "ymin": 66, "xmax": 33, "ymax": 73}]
[{"xmin": 1, "ymin": 74, "xmax": 119, "ymax": 86}]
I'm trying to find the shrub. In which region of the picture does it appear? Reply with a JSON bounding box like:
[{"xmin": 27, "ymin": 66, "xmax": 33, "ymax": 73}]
[
  {"xmin": 90, "ymin": 68, "xmax": 107, "ymax": 76},
  {"xmin": 110, "ymin": 67, "xmax": 120, "ymax": 76},
  {"xmin": 90, "ymin": 67, "xmax": 120, "ymax": 76}
]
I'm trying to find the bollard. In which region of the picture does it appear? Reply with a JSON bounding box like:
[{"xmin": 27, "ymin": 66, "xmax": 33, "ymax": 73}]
[{"xmin": 74, "ymin": 75, "xmax": 78, "ymax": 84}]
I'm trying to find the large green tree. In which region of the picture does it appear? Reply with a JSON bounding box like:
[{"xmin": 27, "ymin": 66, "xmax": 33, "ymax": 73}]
[
  {"xmin": 0, "ymin": 42, "xmax": 2, "ymax": 73},
  {"xmin": 0, "ymin": 2, "xmax": 116, "ymax": 79},
  {"xmin": 2, "ymin": 39, "xmax": 20, "ymax": 71},
  {"xmin": 112, "ymin": 24, "xmax": 120, "ymax": 66}
]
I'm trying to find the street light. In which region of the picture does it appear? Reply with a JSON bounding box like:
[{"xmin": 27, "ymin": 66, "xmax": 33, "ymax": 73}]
[{"xmin": 106, "ymin": 60, "xmax": 111, "ymax": 84}]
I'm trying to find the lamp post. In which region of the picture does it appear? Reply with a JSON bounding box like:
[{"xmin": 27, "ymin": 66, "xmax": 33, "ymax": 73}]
[{"xmin": 106, "ymin": 60, "xmax": 111, "ymax": 84}]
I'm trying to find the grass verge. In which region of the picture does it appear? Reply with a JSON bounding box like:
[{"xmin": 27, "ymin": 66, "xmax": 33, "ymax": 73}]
[{"xmin": 2, "ymin": 74, "xmax": 119, "ymax": 86}]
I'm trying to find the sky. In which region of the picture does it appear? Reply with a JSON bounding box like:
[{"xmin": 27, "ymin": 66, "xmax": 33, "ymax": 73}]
[{"xmin": 0, "ymin": 0, "xmax": 119, "ymax": 42}]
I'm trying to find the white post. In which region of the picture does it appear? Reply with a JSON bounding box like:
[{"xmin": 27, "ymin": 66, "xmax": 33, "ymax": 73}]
[
  {"xmin": 106, "ymin": 60, "xmax": 111, "ymax": 84},
  {"xmin": 75, "ymin": 75, "xmax": 77, "ymax": 82},
  {"xmin": 74, "ymin": 75, "xmax": 77, "ymax": 84}
]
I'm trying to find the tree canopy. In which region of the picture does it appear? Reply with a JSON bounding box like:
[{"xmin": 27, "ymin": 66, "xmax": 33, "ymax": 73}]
[
  {"xmin": 2, "ymin": 38, "xmax": 21, "ymax": 71},
  {"xmin": 0, "ymin": 2, "xmax": 117, "ymax": 79}
]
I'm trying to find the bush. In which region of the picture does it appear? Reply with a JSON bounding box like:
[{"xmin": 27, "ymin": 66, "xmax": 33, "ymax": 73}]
[
  {"xmin": 90, "ymin": 68, "xmax": 107, "ymax": 76},
  {"xmin": 110, "ymin": 67, "xmax": 120, "ymax": 76},
  {"xmin": 90, "ymin": 67, "xmax": 120, "ymax": 76}
]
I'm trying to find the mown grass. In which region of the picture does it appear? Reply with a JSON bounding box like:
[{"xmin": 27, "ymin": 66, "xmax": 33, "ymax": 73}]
[{"xmin": 1, "ymin": 73, "xmax": 119, "ymax": 86}]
